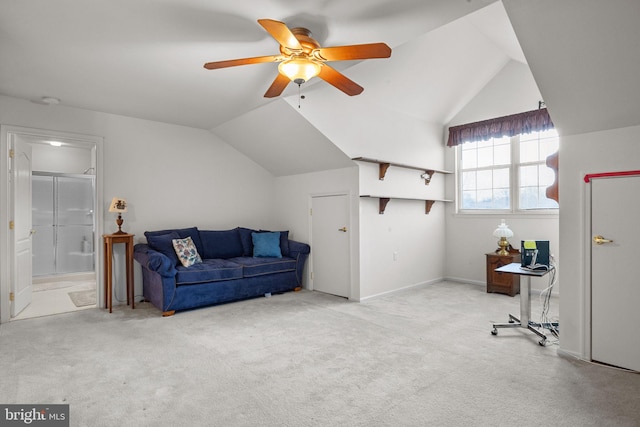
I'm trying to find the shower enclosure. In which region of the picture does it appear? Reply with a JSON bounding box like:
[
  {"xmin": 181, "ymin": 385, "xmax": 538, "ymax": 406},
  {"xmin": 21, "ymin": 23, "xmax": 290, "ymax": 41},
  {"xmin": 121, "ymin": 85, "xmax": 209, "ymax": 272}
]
[{"xmin": 32, "ymin": 172, "xmax": 95, "ymax": 276}]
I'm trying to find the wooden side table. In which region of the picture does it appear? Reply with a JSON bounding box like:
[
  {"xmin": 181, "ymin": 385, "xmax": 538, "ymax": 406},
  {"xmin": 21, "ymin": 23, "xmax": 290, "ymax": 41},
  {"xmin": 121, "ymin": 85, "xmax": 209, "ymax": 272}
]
[
  {"xmin": 103, "ymin": 233, "xmax": 135, "ymax": 313},
  {"xmin": 486, "ymin": 252, "xmax": 521, "ymax": 296}
]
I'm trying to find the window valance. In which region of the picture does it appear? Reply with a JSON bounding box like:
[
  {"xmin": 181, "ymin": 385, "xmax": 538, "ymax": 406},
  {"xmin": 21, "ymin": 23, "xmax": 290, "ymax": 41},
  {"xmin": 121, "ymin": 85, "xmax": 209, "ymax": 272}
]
[{"xmin": 447, "ymin": 108, "xmax": 554, "ymax": 147}]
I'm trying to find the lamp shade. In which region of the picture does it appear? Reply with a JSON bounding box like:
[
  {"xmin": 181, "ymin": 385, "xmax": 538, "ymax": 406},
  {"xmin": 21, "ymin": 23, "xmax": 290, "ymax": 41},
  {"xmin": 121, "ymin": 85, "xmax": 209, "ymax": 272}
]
[
  {"xmin": 492, "ymin": 219, "xmax": 513, "ymax": 238},
  {"xmin": 278, "ymin": 57, "xmax": 322, "ymax": 84},
  {"xmin": 108, "ymin": 198, "xmax": 127, "ymax": 213}
]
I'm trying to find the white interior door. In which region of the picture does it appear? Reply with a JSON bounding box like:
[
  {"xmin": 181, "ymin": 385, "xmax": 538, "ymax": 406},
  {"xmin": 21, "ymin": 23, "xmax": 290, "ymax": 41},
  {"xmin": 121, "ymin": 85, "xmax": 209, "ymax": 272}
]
[
  {"xmin": 311, "ymin": 194, "xmax": 350, "ymax": 298},
  {"xmin": 591, "ymin": 175, "xmax": 640, "ymax": 371},
  {"xmin": 11, "ymin": 138, "xmax": 33, "ymax": 317}
]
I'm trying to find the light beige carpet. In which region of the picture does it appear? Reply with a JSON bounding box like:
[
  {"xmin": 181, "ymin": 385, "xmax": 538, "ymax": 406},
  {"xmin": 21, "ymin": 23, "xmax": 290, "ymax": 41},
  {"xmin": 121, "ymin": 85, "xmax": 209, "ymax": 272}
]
[{"xmin": 1, "ymin": 281, "xmax": 639, "ymax": 426}]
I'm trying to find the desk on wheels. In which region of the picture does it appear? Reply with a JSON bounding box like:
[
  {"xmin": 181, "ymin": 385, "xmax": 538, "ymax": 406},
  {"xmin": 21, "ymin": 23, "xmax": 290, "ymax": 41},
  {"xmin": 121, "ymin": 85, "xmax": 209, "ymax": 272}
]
[{"xmin": 490, "ymin": 262, "xmax": 557, "ymax": 346}]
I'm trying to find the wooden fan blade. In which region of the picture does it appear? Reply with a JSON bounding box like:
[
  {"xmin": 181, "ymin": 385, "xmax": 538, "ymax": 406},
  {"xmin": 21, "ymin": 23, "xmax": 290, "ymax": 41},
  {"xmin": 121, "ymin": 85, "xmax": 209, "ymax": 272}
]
[
  {"xmin": 318, "ymin": 65, "xmax": 364, "ymax": 96},
  {"xmin": 204, "ymin": 55, "xmax": 283, "ymax": 70},
  {"xmin": 258, "ymin": 19, "xmax": 303, "ymax": 51},
  {"xmin": 314, "ymin": 43, "xmax": 391, "ymax": 61},
  {"xmin": 264, "ymin": 73, "xmax": 291, "ymax": 98}
]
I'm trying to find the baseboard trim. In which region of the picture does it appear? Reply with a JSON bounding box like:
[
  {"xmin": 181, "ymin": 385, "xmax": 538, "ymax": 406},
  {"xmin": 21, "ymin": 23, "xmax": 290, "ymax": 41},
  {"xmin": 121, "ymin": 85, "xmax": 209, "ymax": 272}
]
[
  {"xmin": 358, "ymin": 278, "xmax": 443, "ymax": 302},
  {"xmin": 444, "ymin": 277, "xmax": 485, "ymax": 287}
]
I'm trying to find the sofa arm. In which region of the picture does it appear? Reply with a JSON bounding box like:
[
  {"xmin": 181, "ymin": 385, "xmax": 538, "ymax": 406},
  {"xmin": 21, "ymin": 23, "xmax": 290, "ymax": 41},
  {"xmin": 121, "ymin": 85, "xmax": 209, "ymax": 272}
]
[
  {"xmin": 134, "ymin": 244, "xmax": 177, "ymax": 278},
  {"xmin": 288, "ymin": 240, "xmax": 310, "ymax": 286},
  {"xmin": 288, "ymin": 240, "xmax": 310, "ymax": 256}
]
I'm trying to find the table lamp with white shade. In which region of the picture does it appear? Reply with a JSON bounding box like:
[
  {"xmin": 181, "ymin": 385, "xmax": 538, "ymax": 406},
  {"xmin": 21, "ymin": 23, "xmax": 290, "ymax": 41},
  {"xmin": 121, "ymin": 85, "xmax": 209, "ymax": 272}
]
[
  {"xmin": 108, "ymin": 197, "xmax": 128, "ymax": 235},
  {"xmin": 493, "ymin": 219, "xmax": 514, "ymax": 256}
]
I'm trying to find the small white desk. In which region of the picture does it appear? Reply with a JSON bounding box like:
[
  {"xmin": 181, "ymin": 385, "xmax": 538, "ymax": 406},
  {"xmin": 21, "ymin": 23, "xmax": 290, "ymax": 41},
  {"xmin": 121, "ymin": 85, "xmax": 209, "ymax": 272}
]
[{"xmin": 491, "ymin": 263, "xmax": 556, "ymax": 345}]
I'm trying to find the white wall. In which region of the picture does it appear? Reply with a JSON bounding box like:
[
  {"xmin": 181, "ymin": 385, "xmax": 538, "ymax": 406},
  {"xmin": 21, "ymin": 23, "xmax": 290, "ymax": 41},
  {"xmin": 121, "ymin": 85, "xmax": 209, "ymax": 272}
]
[
  {"xmin": 444, "ymin": 60, "xmax": 559, "ymax": 293},
  {"xmin": 274, "ymin": 167, "xmax": 359, "ymax": 296},
  {"xmin": 558, "ymin": 124, "xmax": 640, "ymax": 358},
  {"xmin": 291, "ymin": 89, "xmax": 450, "ymax": 299},
  {"xmin": 0, "ymin": 95, "xmax": 276, "ymax": 317}
]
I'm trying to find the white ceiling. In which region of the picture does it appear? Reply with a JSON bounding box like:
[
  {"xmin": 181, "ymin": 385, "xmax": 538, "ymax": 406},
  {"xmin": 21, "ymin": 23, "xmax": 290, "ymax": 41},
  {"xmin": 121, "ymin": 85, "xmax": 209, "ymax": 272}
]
[
  {"xmin": 0, "ymin": 0, "xmax": 512, "ymax": 131},
  {"xmin": 2, "ymin": 0, "xmax": 638, "ymax": 175}
]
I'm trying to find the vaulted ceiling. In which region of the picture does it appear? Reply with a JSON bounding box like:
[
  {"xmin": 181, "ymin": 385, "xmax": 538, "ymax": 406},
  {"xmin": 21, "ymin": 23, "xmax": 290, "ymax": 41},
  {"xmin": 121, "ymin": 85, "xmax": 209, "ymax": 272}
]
[{"xmin": 2, "ymin": 1, "xmax": 639, "ymax": 175}]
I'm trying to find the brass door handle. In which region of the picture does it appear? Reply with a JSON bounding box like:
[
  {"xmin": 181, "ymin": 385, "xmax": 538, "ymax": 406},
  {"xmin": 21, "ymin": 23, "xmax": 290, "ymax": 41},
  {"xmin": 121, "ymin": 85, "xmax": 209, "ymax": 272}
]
[
  {"xmin": 338, "ymin": 227, "xmax": 347, "ymax": 232},
  {"xmin": 593, "ymin": 235, "xmax": 613, "ymax": 245}
]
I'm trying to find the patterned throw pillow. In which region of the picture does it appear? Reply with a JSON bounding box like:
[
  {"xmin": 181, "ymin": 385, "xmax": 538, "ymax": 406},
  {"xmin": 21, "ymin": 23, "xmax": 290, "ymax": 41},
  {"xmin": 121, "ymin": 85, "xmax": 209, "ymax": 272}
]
[{"xmin": 172, "ymin": 236, "xmax": 202, "ymax": 267}]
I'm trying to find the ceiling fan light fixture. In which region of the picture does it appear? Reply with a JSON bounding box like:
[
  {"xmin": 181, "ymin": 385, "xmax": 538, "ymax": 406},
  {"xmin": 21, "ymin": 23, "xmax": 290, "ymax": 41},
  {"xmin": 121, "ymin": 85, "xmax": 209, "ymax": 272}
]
[{"xmin": 278, "ymin": 57, "xmax": 322, "ymax": 85}]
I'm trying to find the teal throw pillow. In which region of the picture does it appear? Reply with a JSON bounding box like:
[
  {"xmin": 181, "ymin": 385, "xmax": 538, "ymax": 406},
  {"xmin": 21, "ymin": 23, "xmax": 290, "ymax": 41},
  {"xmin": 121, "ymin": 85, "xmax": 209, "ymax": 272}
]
[{"xmin": 252, "ymin": 232, "xmax": 282, "ymax": 258}]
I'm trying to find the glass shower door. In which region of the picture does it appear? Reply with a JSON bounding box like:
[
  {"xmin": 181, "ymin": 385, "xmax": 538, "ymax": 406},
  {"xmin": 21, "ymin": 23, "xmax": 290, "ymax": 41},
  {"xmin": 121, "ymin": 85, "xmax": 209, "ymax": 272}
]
[
  {"xmin": 32, "ymin": 175, "xmax": 55, "ymax": 276},
  {"xmin": 56, "ymin": 176, "xmax": 94, "ymax": 273}
]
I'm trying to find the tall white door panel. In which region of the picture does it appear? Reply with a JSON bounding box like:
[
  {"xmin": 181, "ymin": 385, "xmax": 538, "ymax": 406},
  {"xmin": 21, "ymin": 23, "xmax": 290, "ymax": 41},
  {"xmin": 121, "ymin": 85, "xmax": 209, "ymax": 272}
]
[
  {"xmin": 311, "ymin": 194, "xmax": 350, "ymax": 298},
  {"xmin": 591, "ymin": 175, "xmax": 640, "ymax": 371},
  {"xmin": 11, "ymin": 138, "xmax": 33, "ymax": 317}
]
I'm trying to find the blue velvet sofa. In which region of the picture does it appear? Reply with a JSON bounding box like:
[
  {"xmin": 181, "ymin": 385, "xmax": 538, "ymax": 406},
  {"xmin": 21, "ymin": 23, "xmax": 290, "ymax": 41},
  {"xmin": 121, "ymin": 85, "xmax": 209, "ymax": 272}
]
[{"xmin": 133, "ymin": 227, "xmax": 310, "ymax": 316}]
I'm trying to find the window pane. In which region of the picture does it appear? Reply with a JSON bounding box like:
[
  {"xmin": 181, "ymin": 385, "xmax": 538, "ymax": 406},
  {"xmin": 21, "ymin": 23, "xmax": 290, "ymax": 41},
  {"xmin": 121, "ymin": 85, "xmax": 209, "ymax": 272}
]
[
  {"xmin": 477, "ymin": 146, "xmax": 493, "ymax": 168},
  {"xmin": 458, "ymin": 128, "xmax": 558, "ymax": 212},
  {"xmin": 540, "ymin": 137, "xmax": 559, "ymax": 159},
  {"xmin": 494, "ymin": 144, "xmax": 510, "ymax": 165},
  {"xmin": 477, "ymin": 189, "xmax": 493, "ymax": 208},
  {"xmin": 539, "ymin": 164, "xmax": 555, "ymax": 186},
  {"xmin": 462, "ymin": 190, "xmax": 477, "ymax": 209},
  {"xmin": 462, "ymin": 171, "xmax": 476, "ymax": 190},
  {"xmin": 520, "ymin": 186, "xmax": 538, "ymax": 209},
  {"xmin": 520, "ymin": 165, "xmax": 538, "ymax": 187},
  {"xmin": 493, "ymin": 188, "xmax": 510, "ymax": 209},
  {"xmin": 538, "ymin": 187, "xmax": 559, "ymax": 209},
  {"xmin": 520, "ymin": 140, "xmax": 539, "ymax": 163},
  {"xmin": 494, "ymin": 168, "xmax": 509, "ymax": 188},
  {"xmin": 477, "ymin": 170, "xmax": 493, "ymax": 190}
]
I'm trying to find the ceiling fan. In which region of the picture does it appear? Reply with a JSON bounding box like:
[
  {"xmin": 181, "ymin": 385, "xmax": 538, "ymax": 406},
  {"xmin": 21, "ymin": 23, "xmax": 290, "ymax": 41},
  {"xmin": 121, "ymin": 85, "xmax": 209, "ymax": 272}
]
[{"xmin": 204, "ymin": 19, "xmax": 392, "ymax": 98}]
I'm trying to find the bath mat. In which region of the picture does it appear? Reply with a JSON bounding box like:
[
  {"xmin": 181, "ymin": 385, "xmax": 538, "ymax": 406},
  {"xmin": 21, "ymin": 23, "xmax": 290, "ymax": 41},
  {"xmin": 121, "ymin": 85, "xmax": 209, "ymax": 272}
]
[{"xmin": 68, "ymin": 289, "xmax": 96, "ymax": 307}]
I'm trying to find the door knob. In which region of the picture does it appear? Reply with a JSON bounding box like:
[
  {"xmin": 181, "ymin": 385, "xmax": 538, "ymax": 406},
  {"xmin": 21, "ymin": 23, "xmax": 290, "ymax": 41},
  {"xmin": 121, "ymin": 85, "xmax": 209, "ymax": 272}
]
[
  {"xmin": 338, "ymin": 227, "xmax": 347, "ymax": 232},
  {"xmin": 593, "ymin": 235, "xmax": 613, "ymax": 245},
  {"xmin": 30, "ymin": 229, "xmax": 36, "ymax": 236}
]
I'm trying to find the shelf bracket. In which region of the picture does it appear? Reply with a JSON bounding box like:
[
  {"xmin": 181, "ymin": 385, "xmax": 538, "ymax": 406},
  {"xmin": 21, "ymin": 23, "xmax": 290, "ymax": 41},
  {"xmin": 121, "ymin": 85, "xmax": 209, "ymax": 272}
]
[
  {"xmin": 422, "ymin": 170, "xmax": 435, "ymax": 185},
  {"xmin": 379, "ymin": 197, "xmax": 391, "ymax": 214},
  {"xmin": 379, "ymin": 163, "xmax": 391, "ymax": 180},
  {"xmin": 425, "ymin": 200, "xmax": 435, "ymax": 214}
]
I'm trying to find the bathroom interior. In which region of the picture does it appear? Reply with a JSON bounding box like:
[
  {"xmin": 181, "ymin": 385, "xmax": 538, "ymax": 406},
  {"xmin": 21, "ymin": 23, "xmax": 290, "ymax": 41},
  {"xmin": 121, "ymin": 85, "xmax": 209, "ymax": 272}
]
[{"xmin": 13, "ymin": 136, "xmax": 97, "ymax": 320}]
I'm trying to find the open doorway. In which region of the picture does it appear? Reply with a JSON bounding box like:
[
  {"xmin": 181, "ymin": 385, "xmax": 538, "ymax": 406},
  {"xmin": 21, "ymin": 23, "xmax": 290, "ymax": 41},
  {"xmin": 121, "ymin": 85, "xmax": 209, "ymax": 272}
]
[{"xmin": 0, "ymin": 126, "xmax": 103, "ymax": 323}]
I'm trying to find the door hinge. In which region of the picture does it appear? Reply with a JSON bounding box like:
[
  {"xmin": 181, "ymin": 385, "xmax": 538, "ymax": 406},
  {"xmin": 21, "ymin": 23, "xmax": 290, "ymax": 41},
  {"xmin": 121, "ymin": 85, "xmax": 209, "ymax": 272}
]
[
  {"xmin": 9, "ymin": 149, "xmax": 14, "ymax": 158},
  {"xmin": 9, "ymin": 292, "xmax": 14, "ymax": 302},
  {"xmin": 311, "ymin": 272, "xmax": 314, "ymax": 280},
  {"xmin": 9, "ymin": 221, "xmax": 14, "ymax": 230},
  {"xmin": 309, "ymin": 208, "xmax": 312, "ymax": 216}
]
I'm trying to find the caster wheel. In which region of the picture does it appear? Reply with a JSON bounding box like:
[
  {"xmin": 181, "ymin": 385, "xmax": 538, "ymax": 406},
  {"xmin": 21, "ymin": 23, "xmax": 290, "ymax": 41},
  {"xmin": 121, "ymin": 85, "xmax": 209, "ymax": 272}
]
[
  {"xmin": 539, "ymin": 339, "xmax": 546, "ymax": 346},
  {"xmin": 491, "ymin": 329, "xmax": 498, "ymax": 336},
  {"xmin": 508, "ymin": 319, "xmax": 515, "ymax": 323}
]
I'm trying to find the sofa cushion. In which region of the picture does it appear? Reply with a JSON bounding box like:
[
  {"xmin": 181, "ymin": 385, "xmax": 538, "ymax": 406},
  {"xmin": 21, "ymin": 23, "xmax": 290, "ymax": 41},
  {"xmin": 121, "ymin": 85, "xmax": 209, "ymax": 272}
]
[
  {"xmin": 175, "ymin": 259, "xmax": 243, "ymax": 285},
  {"xmin": 146, "ymin": 231, "xmax": 180, "ymax": 266},
  {"xmin": 173, "ymin": 236, "xmax": 202, "ymax": 267},
  {"xmin": 238, "ymin": 227, "xmax": 257, "ymax": 256},
  {"xmin": 200, "ymin": 228, "xmax": 244, "ymax": 259},
  {"xmin": 145, "ymin": 227, "xmax": 203, "ymax": 254},
  {"xmin": 252, "ymin": 232, "xmax": 282, "ymax": 258},
  {"xmin": 229, "ymin": 256, "xmax": 297, "ymax": 277}
]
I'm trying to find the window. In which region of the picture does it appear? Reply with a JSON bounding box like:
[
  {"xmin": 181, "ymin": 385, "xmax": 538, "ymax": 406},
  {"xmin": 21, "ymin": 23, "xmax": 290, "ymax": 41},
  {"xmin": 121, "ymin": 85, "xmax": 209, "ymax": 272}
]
[{"xmin": 458, "ymin": 129, "xmax": 559, "ymax": 212}]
